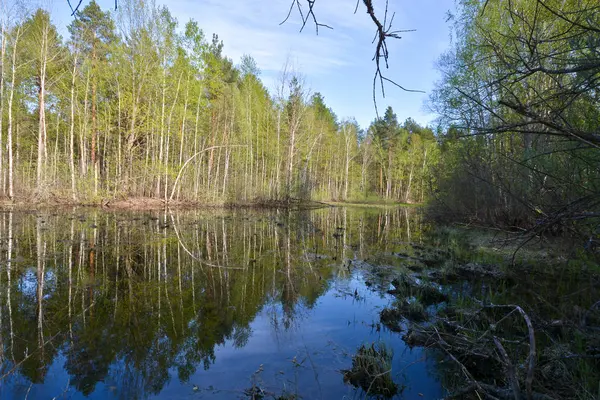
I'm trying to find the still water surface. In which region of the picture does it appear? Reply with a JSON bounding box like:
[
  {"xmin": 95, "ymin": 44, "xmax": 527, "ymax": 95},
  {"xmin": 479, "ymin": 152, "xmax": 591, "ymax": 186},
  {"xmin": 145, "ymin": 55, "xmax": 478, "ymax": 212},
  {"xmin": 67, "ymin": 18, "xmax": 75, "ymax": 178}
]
[{"xmin": 0, "ymin": 207, "xmax": 446, "ymax": 399}]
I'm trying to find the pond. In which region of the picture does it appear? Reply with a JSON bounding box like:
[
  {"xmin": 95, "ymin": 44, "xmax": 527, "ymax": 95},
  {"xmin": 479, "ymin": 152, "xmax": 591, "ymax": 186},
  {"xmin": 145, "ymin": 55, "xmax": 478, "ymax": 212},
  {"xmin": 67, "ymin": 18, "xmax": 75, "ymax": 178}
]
[{"xmin": 0, "ymin": 207, "xmax": 447, "ymax": 400}]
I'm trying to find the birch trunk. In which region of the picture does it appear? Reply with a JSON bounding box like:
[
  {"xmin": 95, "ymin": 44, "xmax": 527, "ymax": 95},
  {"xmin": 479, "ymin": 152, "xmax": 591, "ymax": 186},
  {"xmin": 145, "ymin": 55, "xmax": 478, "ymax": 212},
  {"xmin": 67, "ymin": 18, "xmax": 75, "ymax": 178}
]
[
  {"xmin": 7, "ymin": 26, "xmax": 21, "ymax": 200},
  {"xmin": 0, "ymin": 17, "xmax": 6, "ymax": 195},
  {"xmin": 69, "ymin": 52, "xmax": 78, "ymax": 199},
  {"xmin": 36, "ymin": 23, "xmax": 49, "ymax": 188}
]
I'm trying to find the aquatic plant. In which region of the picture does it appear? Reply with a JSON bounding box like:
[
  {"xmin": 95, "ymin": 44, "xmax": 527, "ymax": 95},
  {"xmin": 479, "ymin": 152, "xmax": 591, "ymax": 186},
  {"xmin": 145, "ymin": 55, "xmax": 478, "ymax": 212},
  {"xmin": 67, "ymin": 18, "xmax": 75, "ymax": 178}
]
[{"xmin": 342, "ymin": 342, "xmax": 398, "ymax": 398}]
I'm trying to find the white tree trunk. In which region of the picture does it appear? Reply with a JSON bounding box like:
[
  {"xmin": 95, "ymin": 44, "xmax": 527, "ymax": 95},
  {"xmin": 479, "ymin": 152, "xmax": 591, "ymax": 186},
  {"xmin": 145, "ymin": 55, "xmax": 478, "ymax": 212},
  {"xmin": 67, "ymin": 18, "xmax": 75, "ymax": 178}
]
[{"xmin": 7, "ymin": 26, "xmax": 21, "ymax": 200}]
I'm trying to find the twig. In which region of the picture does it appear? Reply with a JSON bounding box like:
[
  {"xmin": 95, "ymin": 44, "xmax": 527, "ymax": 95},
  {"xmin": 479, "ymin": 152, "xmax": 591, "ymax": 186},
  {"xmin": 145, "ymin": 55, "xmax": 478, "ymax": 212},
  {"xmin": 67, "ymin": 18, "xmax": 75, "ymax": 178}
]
[
  {"xmin": 68, "ymin": 0, "xmax": 84, "ymax": 16},
  {"xmin": 494, "ymin": 336, "xmax": 522, "ymax": 400},
  {"xmin": 24, "ymin": 383, "xmax": 33, "ymax": 400},
  {"xmin": 169, "ymin": 145, "xmax": 246, "ymax": 202},
  {"xmin": 51, "ymin": 378, "xmax": 71, "ymax": 400},
  {"xmin": 483, "ymin": 304, "xmax": 537, "ymax": 400},
  {"xmin": 365, "ymin": 368, "xmax": 393, "ymax": 397},
  {"xmin": 279, "ymin": 0, "xmax": 332, "ymax": 34},
  {"xmin": 433, "ymin": 327, "xmax": 496, "ymax": 400},
  {"xmin": 363, "ymin": 0, "xmax": 422, "ymax": 115},
  {"xmin": 282, "ymin": 0, "xmax": 422, "ymax": 116},
  {"xmin": 169, "ymin": 212, "xmax": 245, "ymax": 270}
]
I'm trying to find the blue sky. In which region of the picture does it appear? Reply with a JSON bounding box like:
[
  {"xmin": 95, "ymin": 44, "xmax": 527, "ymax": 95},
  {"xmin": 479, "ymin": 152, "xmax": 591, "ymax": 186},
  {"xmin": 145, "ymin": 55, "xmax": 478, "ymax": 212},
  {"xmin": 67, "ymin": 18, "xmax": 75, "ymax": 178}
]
[{"xmin": 49, "ymin": 0, "xmax": 455, "ymax": 130}]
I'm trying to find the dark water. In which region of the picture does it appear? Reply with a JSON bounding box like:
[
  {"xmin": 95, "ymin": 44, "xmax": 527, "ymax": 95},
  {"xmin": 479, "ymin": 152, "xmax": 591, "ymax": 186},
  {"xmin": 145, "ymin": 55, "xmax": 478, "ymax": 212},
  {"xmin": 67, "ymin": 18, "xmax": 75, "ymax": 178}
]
[{"xmin": 0, "ymin": 207, "xmax": 446, "ymax": 399}]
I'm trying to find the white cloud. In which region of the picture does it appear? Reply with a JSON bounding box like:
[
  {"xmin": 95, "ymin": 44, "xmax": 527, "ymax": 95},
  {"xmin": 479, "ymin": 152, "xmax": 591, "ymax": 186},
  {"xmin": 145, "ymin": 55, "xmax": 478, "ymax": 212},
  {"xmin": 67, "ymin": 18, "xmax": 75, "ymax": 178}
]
[{"xmin": 166, "ymin": 0, "xmax": 374, "ymax": 78}]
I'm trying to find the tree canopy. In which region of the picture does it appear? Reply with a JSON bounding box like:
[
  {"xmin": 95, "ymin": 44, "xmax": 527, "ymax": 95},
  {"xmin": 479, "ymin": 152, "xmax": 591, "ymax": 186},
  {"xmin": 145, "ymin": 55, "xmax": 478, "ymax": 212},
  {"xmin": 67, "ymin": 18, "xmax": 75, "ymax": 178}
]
[{"xmin": 0, "ymin": 0, "xmax": 438, "ymax": 205}]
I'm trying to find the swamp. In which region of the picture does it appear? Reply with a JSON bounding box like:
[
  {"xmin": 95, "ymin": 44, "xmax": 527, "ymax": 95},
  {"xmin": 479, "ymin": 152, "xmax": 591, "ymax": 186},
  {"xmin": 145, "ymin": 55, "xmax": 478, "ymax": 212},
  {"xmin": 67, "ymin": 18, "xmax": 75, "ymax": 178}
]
[
  {"xmin": 0, "ymin": 0, "xmax": 599, "ymax": 397},
  {"xmin": 0, "ymin": 206, "xmax": 598, "ymax": 399}
]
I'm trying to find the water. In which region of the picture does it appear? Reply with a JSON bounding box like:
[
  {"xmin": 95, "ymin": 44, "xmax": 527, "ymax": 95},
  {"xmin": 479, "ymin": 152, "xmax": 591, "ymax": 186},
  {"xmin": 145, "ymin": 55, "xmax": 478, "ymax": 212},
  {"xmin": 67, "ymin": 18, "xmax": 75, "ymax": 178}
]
[{"xmin": 0, "ymin": 207, "xmax": 446, "ymax": 399}]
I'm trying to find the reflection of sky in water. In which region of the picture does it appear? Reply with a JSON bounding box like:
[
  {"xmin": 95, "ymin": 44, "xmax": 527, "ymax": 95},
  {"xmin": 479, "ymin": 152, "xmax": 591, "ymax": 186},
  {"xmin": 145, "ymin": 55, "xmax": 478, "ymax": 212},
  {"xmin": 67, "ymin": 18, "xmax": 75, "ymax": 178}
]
[
  {"xmin": 18, "ymin": 268, "xmax": 56, "ymax": 300},
  {"xmin": 2, "ymin": 271, "xmax": 444, "ymax": 400},
  {"xmin": 18, "ymin": 269, "xmax": 38, "ymax": 298},
  {"xmin": 0, "ymin": 208, "xmax": 446, "ymax": 400}
]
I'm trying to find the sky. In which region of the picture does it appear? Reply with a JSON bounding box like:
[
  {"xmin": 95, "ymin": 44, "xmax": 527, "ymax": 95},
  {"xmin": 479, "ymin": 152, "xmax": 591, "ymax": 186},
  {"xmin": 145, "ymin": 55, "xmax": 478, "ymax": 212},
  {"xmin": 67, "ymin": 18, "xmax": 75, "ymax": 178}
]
[{"xmin": 47, "ymin": 0, "xmax": 455, "ymax": 130}]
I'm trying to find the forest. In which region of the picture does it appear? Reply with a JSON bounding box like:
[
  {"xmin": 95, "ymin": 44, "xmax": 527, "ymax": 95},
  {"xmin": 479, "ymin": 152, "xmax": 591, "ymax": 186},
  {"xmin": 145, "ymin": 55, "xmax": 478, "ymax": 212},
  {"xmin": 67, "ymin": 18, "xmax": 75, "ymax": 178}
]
[
  {"xmin": 0, "ymin": 1, "xmax": 599, "ymax": 399},
  {"xmin": 0, "ymin": 0, "xmax": 598, "ymax": 237},
  {"xmin": 0, "ymin": 0, "xmax": 437, "ymax": 206},
  {"xmin": 428, "ymin": 0, "xmax": 600, "ymax": 239}
]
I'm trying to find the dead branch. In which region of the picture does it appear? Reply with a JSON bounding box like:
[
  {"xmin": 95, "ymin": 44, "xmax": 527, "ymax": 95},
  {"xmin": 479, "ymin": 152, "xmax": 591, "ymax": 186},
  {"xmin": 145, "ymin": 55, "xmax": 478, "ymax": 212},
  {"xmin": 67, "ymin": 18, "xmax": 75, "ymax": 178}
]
[
  {"xmin": 280, "ymin": 0, "xmax": 333, "ymax": 34},
  {"xmin": 479, "ymin": 304, "xmax": 537, "ymax": 400},
  {"xmin": 283, "ymin": 0, "xmax": 423, "ymax": 116},
  {"xmin": 169, "ymin": 212, "xmax": 246, "ymax": 270},
  {"xmin": 432, "ymin": 326, "xmax": 497, "ymax": 400},
  {"xmin": 494, "ymin": 336, "xmax": 522, "ymax": 400},
  {"xmin": 410, "ymin": 299, "xmax": 548, "ymax": 400},
  {"xmin": 69, "ymin": 0, "xmax": 117, "ymax": 15},
  {"xmin": 478, "ymin": 383, "xmax": 556, "ymax": 400}
]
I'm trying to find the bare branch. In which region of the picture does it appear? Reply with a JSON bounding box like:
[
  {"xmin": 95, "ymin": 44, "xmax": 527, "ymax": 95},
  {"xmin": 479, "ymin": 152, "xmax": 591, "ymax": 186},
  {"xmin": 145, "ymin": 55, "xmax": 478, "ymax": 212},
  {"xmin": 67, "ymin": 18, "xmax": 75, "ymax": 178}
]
[
  {"xmin": 280, "ymin": 0, "xmax": 332, "ymax": 34},
  {"xmin": 283, "ymin": 0, "xmax": 423, "ymax": 117},
  {"xmin": 69, "ymin": 0, "xmax": 118, "ymax": 15}
]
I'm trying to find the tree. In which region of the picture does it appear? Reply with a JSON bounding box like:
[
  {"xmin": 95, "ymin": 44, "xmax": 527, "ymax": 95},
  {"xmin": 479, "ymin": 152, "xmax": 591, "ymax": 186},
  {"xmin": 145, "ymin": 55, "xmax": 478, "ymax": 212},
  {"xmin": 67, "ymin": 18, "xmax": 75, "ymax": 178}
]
[
  {"xmin": 428, "ymin": 0, "xmax": 600, "ymax": 231},
  {"xmin": 340, "ymin": 119, "xmax": 359, "ymax": 200},
  {"xmin": 69, "ymin": 0, "xmax": 116, "ymax": 195},
  {"xmin": 20, "ymin": 9, "xmax": 64, "ymax": 191},
  {"xmin": 284, "ymin": 76, "xmax": 306, "ymax": 198},
  {"xmin": 0, "ymin": 0, "xmax": 438, "ymax": 206},
  {"xmin": 371, "ymin": 106, "xmax": 399, "ymax": 197}
]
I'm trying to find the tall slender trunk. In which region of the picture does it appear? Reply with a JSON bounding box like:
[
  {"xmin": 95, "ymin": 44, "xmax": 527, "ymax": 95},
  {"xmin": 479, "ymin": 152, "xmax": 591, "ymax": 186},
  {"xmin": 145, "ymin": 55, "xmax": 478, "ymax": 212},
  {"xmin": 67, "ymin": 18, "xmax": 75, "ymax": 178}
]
[
  {"xmin": 69, "ymin": 52, "xmax": 78, "ymax": 199},
  {"xmin": 420, "ymin": 147, "xmax": 428, "ymax": 203},
  {"xmin": 343, "ymin": 127, "xmax": 352, "ymax": 200},
  {"xmin": 286, "ymin": 108, "xmax": 300, "ymax": 198},
  {"xmin": 36, "ymin": 217, "xmax": 47, "ymax": 351},
  {"xmin": 222, "ymin": 95, "xmax": 234, "ymax": 197},
  {"xmin": 360, "ymin": 141, "xmax": 370, "ymax": 195},
  {"xmin": 179, "ymin": 75, "xmax": 189, "ymax": 167},
  {"xmin": 126, "ymin": 71, "xmax": 138, "ymax": 193},
  {"xmin": 6, "ymin": 212, "xmax": 14, "ymax": 356},
  {"xmin": 405, "ymin": 159, "xmax": 415, "ymax": 203},
  {"xmin": 164, "ymin": 73, "xmax": 182, "ymax": 201},
  {"xmin": 116, "ymin": 78, "xmax": 122, "ymax": 189},
  {"xmin": 156, "ymin": 57, "xmax": 166, "ymax": 197},
  {"xmin": 176, "ymin": 77, "xmax": 190, "ymax": 200},
  {"xmin": 193, "ymin": 93, "xmax": 201, "ymax": 198},
  {"xmin": 7, "ymin": 26, "xmax": 21, "ymax": 200},
  {"xmin": 386, "ymin": 148, "xmax": 392, "ymax": 198},
  {"xmin": 275, "ymin": 107, "xmax": 281, "ymax": 197},
  {"xmin": 81, "ymin": 70, "xmax": 91, "ymax": 176},
  {"xmin": 379, "ymin": 166, "xmax": 383, "ymax": 196},
  {"xmin": 36, "ymin": 25, "xmax": 49, "ymax": 189},
  {"xmin": 52, "ymin": 112, "xmax": 59, "ymax": 182},
  {"xmin": 91, "ymin": 41, "xmax": 98, "ymax": 196},
  {"xmin": 207, "ymin": 109, "xmax": 217, "ymax": 192},
  {"xmin": 0, "ymin": 18, "xmax": 6, "ymax": 196}
]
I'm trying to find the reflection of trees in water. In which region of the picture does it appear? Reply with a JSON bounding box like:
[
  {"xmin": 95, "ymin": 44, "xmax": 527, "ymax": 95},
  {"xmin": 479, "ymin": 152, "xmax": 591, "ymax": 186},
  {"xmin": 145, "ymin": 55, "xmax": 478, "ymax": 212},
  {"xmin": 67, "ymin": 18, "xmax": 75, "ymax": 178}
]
[
  {"xmin": 0, "ymin": 207, "xmax": 422, "ymax": 398},
  {"xmin": 104, "ymin": 360, "xmax": 147, "ymax": 400}
]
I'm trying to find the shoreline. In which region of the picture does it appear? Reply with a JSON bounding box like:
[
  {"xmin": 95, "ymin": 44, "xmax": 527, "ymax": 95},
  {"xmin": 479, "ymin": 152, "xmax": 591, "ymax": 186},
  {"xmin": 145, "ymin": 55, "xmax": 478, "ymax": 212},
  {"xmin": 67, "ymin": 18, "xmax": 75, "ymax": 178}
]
[{"xmin": 0, "ymin": 196, "xmax": 415, "ymax": 212}]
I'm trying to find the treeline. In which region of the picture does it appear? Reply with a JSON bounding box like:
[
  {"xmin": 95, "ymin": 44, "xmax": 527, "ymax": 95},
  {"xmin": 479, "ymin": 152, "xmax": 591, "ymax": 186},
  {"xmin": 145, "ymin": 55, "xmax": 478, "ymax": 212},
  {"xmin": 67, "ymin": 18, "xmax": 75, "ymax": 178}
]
[
  {"xmin": 0, "ymin": 0, "xmax": 437, "ymax": 204},
  {"xmin": 428, "ymin": 0, "xmax": 600, "ymax": 235}
]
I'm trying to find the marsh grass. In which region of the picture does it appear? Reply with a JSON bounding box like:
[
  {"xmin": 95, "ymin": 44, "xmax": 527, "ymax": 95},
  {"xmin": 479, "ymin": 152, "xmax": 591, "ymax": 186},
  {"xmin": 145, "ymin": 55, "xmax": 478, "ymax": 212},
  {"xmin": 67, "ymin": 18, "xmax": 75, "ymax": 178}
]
[
  {"xmin": 342, "ymin": 342, "xmax": 398, "ymax": 398},
  {"xmin": 371, "ymin": 224, "xmax": 600, "ymax": 399}
]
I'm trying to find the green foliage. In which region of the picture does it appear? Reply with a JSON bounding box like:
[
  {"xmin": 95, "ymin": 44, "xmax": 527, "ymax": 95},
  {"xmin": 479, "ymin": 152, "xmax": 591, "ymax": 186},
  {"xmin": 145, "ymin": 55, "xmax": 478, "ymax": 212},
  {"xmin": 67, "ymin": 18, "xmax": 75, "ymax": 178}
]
[
  {"xmin": 363, "ymin": 110, "xmax": 439, "ymax": 202},
  {"xmin": 0, "ymin": 1, "xmax": 441, "ymax": 206},
  {"xmin": 428, "ymin": 0, "xmax": 600, "ymax": 233}
]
